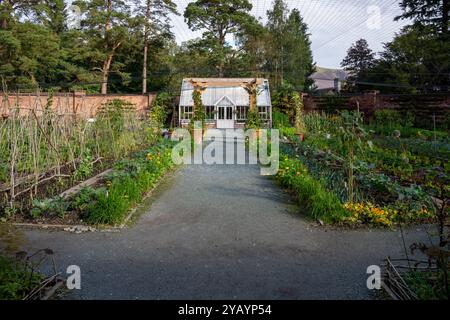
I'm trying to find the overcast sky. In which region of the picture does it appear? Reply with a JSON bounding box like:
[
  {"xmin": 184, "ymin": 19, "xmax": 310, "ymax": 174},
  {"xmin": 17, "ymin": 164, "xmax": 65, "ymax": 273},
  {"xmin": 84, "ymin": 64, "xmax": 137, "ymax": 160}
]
[
  {"xmin": 65, "ymin": 0, "xmax": 410, "ymax": 69},
  {"xmin": 168, "ymin": 0, "xmax": 410, "ymax": 69}
]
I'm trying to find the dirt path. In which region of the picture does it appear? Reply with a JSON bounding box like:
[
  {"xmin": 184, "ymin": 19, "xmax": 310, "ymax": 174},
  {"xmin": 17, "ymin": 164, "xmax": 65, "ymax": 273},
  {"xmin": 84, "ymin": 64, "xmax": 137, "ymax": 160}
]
[{"xmin": 12, "ymin": 155, "xmax": 432, "ymax": 299}]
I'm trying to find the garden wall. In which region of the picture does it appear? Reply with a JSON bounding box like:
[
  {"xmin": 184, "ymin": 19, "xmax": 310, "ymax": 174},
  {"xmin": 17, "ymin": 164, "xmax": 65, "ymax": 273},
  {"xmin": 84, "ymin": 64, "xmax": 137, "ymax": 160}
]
[
  {"xmin": 0, "ymin": 92, "xmax": 157, "ymax": 118},
  {"xmin": 304, "ymin": 92, "xmax": 450, "ymax": 129}
]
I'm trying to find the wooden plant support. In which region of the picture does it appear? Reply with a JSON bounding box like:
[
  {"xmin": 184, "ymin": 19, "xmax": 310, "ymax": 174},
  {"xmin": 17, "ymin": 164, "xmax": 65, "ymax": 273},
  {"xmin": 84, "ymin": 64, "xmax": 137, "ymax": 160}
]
[{"xmin": 59, "ymin": 169, "xmax": 112, "ymax": 200}]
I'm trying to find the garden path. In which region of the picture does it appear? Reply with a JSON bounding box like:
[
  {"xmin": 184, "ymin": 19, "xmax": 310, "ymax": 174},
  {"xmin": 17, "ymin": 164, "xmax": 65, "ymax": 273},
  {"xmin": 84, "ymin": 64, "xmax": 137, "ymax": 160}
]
[{"xmin": 14, "ymin": 143, "xmax": 432, "ymax": 299}]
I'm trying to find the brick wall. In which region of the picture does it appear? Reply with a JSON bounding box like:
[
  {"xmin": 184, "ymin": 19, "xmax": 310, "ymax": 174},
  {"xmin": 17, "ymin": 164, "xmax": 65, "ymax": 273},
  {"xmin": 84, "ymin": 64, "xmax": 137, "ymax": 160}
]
[
  {"xmin": 0, "ymin": 92, "xmax": 157, "ymax": 118},
  {"xmin": 304, "ymin": 92, "xmax": 450, "ymax": 129}
]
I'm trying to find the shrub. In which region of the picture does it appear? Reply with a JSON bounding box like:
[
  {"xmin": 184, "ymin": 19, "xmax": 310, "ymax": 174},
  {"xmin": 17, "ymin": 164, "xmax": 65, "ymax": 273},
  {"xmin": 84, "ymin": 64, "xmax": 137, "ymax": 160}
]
[
  {"xmin": 373, "ymin": 109, "xmax": 402, "ymax": 126},
  {"xmin": 150, "ymin": 93, "xmax": 170, "ymax": 133},
  {"xmin": 276, "ymin": 155, "xmax": 349, "ymax": 223},
  {"xmin": 0, "ymin": 255, "xmax": 43, "ymax": 300},
  {"xmin": 80, "ymin": 143, "xmax": 174, "ymax": 225}
]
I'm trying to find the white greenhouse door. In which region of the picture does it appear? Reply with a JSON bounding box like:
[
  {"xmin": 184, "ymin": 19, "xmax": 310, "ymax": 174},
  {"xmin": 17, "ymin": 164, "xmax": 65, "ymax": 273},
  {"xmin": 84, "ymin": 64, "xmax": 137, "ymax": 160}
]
[
  {"xmin": 216, "ymin": 97, "xmax": 235, "ymax": 129},
  {"xmin": 217, "ymin": 106, "xmax": 234, "ymax": 129}
]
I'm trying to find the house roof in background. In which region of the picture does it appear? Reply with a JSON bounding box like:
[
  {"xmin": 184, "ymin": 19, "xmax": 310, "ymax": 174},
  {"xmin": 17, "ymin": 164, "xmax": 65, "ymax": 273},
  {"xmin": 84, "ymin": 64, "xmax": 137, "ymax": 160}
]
[{"xmin": 310, "ymin": 67, "xmax": 348, "ymax": 90}]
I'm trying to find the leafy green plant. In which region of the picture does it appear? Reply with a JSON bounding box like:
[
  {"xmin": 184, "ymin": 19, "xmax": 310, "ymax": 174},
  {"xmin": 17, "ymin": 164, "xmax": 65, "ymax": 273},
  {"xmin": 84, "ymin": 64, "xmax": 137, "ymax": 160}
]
[
  {"xmin": 404, "ymin": 270, "xmax": 449, "ymax": 300},
  {"xmin": 276, "ymin": 154, "xmax": 349, "ymax": 223},
  {"xmin": 373, "ymin": 109, "xmax": 402, "ymax": 127},
  {"xmin": 150, "ymin": 93, "xmax": 170, "ymax": 139},
  {"xmin": 30, "ymin": 196, "xmax": 69, "ymax": 219},
  {"xmin": 80, "ymin": 142, "xmax": 174, "ymax": 225},
  {"xmin": 0, "ymin": 255, "xmax": 43, "ymax": 300},
  {"xmin": 245, "ymin": 108, "xmax": 262, "ymax": 129},
  {"xmin": 74, "ymin": 153, "xmax": 94, "ymax": 180},
  {"xmin": 97, "ymin": 99, "xmax": 135, "ymax": 133},
  {"xmin": 272, "ymin": 110, "xmax": 290, "ymax": 129}
]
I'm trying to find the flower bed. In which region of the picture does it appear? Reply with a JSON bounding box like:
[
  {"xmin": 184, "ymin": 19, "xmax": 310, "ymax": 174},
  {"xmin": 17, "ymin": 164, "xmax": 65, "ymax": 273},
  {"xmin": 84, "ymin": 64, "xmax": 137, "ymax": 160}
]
[
  {"xmin": 22, "ymin": 141, "xmax": 175, "ymax": 226},
  {"xmin": 276, "ymin": 155, "xmax": 349, "ymax": 223}
]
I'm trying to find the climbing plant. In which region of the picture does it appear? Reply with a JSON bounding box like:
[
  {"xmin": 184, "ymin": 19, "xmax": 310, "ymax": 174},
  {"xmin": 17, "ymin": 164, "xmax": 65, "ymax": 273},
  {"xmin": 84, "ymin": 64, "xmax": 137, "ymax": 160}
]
[
  {"xmin": 293, "ymin": 92, "xmax": 306, "ymax": 134},
  {"xmin": 150, "ymin": 93, "xmax": 170, "ymax": 130},
  {"xmin": 190, "ymin": 90, "xmax": 206, "ymax": 129}
]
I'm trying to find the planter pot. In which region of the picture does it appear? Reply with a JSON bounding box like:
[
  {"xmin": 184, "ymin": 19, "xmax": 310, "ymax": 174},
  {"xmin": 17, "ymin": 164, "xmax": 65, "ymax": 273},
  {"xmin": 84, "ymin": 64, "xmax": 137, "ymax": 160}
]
[
  {"xmin": 256, "ymin": 129, "xmax": 263, "ymax": 139},
  {"xmin": 295, "ymin": 133, "xmax": 305, "ymax": 142},
  {"xmin": 191, "ymin": 129, "xmax": 203, "ymax": 145},
  {"xmin": 247, "ymin": 128, "xmax": 262, "ymax": 141}
]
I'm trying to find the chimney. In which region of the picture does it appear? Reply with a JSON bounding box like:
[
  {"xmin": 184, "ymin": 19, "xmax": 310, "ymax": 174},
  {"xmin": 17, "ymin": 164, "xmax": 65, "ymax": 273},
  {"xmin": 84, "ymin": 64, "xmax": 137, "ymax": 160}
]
[{"xmin": 334, "ymin": 78, "xmax": 341, "ymax": 93}]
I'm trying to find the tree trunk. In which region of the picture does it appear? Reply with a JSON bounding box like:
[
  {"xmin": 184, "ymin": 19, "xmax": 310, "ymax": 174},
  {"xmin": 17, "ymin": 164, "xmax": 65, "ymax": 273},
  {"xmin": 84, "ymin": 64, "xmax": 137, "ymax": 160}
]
[
  {"xmin": 0, "ymin": 17, "xmax": 7, "ymax": 29},
  {"xmin": 442, "ymin": 0, "xmax": 449, "ymax": 34},
  {"xmin": 101, "ymin": 54, "xmax": 113, "ymax": 95},
  {"xmin": 143, "ymin": 39, "xmax": 148, "ymax": 94},
  {"xmin": 218, "ymin": 34, "xmax": 225, "ymax": 77},
  {"xmin": 142, "ymin": 0, "xmax": 152, "ymax": 94},
  {"xmin": 101, "ymin": 0, "xmax": 113, "ymax": 94}
]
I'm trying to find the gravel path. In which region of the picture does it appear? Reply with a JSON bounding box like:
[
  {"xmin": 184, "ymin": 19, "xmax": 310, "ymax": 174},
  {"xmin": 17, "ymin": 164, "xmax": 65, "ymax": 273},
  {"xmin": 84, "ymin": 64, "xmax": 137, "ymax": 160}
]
[{"xmin": 7, "ymin": 146, "xmax": 433, "ymax": 299}]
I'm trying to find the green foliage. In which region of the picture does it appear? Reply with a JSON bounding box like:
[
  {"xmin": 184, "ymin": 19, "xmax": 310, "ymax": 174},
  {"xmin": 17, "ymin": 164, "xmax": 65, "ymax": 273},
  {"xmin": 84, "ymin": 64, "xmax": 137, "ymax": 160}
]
[
  {"xmin": 0, "ymin": 96, "xmax": 156, "ymax": 214},
  {"xmin": 92, "ymin": 99, "xmax": 147, "ymax": 160},
  {"xmin": 245, "ymin": 108, "xmax": 262, "ymax": 129},
  {"xmin": 83, "ymin": 177, "xmax": 139, "ymax": 225},
  {"xmin": 403, "ymin": 270, "xmax": 449, "ymax": 300},
  {"xmin": 373, "ymin": 109, "xmax": 402, "ymax": 126},
  {"xmin": 0, "ymin": 255, "xmax": 43, "ymax": 300},
  {"xmin": 266, "ymin": 1, "xmax": 315, "ymax": 90},
  {"xmin": 272, "ymin": 110, "xmax": 290, "ymax": 129},
  {"xmin": 279, "ymin": 111, "xmax": 445, "ymax": 226},
  {"xmin": 74, "ymin": 153, "xmax": 94, "ymax": 181},
  {"xmin": 395, "ymin": 0, "xmax": 449, "ymax": 34},
  {"xmin": 189, "ymin": 90, "xmax": 206, "ymax": 129},
  {"xmin": 292, "ymin": 92, "xmax": 306, "ymax": 134},
  {"xmin": 30, "ymin": 196, "xmax": 69, "ymax": 219},
  {"xmin": 0, "ymin": 22, "xmax": 62, "ymax": 88},
  {"xmin": 97, "ymin": 99, "xmax": 136, "ymax": 133},
  {"xmin": 184, "ymin": 0, "xmax": 257, "ymax": 76},
  {"xmin": 364, "ymin": 25, "xmax": 450, "ymax": 93},
  {"xmin": 276, "ymin": 155, "xmax": 349, "ymax": 223},
  {"xmin": 79, "ymin": 143, "xmax": 174, "ymax": 225},
  {"xmin": 372, "ymin": 109, "xmax": 414, "ymax": 129},
  {"xmin": 150, "ymin": 93, "xmax": 171, "ymax": 129},
  {"xmin": 340, "ymin": 38, "xmax": 375, "ymax": 88}
]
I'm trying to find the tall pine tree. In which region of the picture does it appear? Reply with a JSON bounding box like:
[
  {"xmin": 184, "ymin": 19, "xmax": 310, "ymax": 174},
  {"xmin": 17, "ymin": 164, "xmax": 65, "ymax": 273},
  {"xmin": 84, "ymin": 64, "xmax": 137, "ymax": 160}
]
[
  {"xmin": 341, "ymin": 39, "xmax": 376, "ymax": 86},
  {"xmin": 133, "ymin": 0, "xmax": 177, "ymax": 93},
  {"xmin": 184, "ymin": 0, "xmax": 257, "ymax": 77},
  {"xmin": 74, "ymin": 0, "xmax": 135, "ymax": 94}
]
